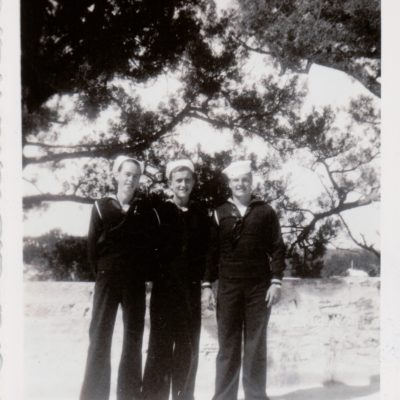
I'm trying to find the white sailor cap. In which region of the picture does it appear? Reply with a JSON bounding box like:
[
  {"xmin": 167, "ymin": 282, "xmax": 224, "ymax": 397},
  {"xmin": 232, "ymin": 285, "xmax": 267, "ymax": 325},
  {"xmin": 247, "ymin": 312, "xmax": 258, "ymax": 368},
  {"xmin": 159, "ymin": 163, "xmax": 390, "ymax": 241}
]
[
  {"xmin": 112, "ymin": 155, "xmax": 145, "ymax": 175},
  {"xmin": 166, "ymin": 159, "xmax": 195, "ymax": 179},
  {"xmin": 222, "ymin": 160, "xmax": 252, "ymax": 179}
]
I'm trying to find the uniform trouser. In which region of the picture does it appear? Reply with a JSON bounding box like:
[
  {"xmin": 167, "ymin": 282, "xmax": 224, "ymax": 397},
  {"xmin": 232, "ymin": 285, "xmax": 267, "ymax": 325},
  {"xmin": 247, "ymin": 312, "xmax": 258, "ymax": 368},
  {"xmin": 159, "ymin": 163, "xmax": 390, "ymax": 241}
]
[
  {"xmin": 80, "ymin": 268, "xmax": 146, "ymax": 400},
  {"xmin": 213, "ymin": 278, "xmax": 271, "ymax": 400},
  {"xmin": 142, "ymin": 280, "xmax": 201, "ymax": 400}
]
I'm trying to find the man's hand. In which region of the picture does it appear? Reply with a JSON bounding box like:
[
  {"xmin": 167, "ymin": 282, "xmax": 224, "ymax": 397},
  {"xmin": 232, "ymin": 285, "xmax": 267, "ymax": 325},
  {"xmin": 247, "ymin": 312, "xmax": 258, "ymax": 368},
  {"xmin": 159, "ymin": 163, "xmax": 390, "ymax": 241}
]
[
  {"xmin": 265, "ymin": 284, "xmax": 281, "ymax": 308},
  {"xmin": 201, "ymin": 287, "xmax": 215, "ymax": 310}
]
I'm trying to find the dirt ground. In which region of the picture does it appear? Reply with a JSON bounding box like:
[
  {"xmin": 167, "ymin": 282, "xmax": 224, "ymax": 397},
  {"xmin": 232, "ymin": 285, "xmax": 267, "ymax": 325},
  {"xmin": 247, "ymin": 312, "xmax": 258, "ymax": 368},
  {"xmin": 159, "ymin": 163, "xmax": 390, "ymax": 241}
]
[{"xmin": 24, "ymin": 300, "xmax": 379, "ymax": 400}]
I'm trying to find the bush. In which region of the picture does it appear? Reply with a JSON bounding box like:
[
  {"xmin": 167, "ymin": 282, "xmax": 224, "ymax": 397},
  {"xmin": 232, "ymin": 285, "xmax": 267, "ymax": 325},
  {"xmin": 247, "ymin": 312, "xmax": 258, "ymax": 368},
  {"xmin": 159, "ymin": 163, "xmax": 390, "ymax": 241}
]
[
  {"xmin": 24, "ymin": 230, "xmax": 380, "ymax": 281},
  {"xmin": 23, "ymin": 229, "xmax": 93, "ymax": 281},
  {"xmin": 322, "ymin": 248, "xmax": 380, "ymax": 277},
  {"xmin": 286, "ymin": 248, "xmax": 380, "ymax": 278}
]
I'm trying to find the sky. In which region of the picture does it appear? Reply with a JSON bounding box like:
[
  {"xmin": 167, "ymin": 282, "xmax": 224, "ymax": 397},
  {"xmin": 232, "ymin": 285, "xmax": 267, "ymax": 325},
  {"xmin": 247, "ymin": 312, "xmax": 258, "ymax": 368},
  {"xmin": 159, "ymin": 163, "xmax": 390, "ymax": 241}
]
[
  {"xmin": 23, "ymin": 60, "xmax": 380, "ymax": 250},
  {"xmin": 20, "ymin": 0, "xmax": 380, "ymax": 250}
]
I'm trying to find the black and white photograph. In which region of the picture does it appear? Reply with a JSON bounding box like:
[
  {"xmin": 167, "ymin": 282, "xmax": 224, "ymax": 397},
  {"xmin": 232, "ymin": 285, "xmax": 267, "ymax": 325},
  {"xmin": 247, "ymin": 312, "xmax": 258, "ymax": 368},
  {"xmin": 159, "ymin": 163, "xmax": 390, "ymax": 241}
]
[{"xmin": 1, "ymin": 1, "xmax": 399, "ymax": 400}]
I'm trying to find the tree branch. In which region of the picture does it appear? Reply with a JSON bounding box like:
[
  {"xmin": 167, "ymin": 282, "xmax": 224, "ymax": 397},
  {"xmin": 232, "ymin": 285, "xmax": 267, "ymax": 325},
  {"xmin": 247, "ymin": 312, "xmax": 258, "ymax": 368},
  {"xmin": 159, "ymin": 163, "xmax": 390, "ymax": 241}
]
[
  {"xmin": 24, "ymin": 194, "xmax": 95, "ymax": 209},
  {"xmin": 288, "ymin": 194, "xmax": 379, "ymax": 256},
  {"xmin": 235, "ymin": 37, "xmax": 274, "ymax": 56},
  {"xmin": 284, "ymin": 206, "xmax": 315, "ymax": 216},
  {"xmin": 23, "ymin": 178, "xmax": 44, "ymax": 195},
  {"xmin": 25, "ymin": 141, "xmax": 99, "ymax": 149},
  {"xmin": 329, "ymin": 151, "xmax": 380, "ymax": 174},
  {"xmin": 23, "ymin": 145, "xmax": 133, "ymax": 166},
  {"xmin": 338, "ymin": 213, "xmax": 380, "ymax": 259},
  {"xmin": 23, "ymin": 103, "xmax": 193, "ymax": 166},
  {"xmin": 239, "ymin": 38, "xmax": 380, "ymax": 97},
  {"xmin": 187, "ymin": 111, "xmax": 282, "ymax": 151},
  {"xmin": 313, "ymin": 59, "xmax": 380, "ymax": 98},
  {"xmin": 319, "ymin": 158, "xmax": 346, "ymax": 202}
]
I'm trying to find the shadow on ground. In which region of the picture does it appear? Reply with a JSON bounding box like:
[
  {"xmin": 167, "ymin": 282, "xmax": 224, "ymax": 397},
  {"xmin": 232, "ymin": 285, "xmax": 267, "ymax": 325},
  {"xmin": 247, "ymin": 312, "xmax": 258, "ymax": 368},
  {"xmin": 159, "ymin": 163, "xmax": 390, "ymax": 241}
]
[{"xmin": 260, "ymin": 375, "xmax": 380, "ymax": 400}]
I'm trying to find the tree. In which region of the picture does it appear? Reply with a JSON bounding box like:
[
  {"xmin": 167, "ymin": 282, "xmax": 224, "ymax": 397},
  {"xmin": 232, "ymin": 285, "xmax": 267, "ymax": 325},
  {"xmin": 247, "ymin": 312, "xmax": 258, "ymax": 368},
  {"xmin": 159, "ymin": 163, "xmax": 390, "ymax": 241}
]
[
  {"xmin": 22, "ymin": 1, "xmax": 380, "ymax": 277},
  {"xmin": 289, "ymin": 96, "xmax": 379, "ymax": 231},
  {"xmin": 21, "ymin": 0, "xmax": 207, "ymax": 112},
  {"xmin": 233, "ymin": 0, "xmax": 380, "ymax": 97}
]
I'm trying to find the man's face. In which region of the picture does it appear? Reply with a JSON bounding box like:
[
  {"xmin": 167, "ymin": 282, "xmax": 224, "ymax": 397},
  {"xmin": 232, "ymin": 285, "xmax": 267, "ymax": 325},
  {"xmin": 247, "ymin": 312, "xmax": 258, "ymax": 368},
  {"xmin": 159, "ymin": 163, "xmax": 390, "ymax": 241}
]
[
  {"xmin": 115, "ymin": 161, "xmax": 141, "ymax": 193},
  {"xmin": 169, "ymin": 168, "xmax": 195, "ymax": 201},
  {"xmin": 228, "ymin": 173, "xmax": 252, "ymax": 199}
]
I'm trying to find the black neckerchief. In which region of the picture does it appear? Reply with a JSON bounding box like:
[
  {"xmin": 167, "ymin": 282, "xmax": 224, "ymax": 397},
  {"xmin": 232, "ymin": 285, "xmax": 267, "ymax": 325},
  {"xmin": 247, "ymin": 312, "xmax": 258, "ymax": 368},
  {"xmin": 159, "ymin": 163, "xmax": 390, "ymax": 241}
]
[{"xmin": 229, "ymin": 196, "xmax": 264, "ymax": 246}]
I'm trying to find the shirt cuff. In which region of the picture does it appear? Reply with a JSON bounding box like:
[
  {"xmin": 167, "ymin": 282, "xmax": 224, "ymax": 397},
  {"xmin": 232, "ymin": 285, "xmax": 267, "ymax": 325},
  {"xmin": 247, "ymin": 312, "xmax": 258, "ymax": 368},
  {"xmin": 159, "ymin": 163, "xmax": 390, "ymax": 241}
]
[
  {"xmin": 271, "ymin": 279, "xmax": 282, "ymax": 286},
  {"xmin": 201, "ymin": 282, "xmax": 212, "ymax": 289}
]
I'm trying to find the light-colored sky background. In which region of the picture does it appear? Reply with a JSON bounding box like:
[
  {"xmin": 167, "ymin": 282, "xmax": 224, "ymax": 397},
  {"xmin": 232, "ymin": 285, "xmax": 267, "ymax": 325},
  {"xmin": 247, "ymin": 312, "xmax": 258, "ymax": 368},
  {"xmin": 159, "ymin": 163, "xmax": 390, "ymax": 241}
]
[
  {"xmin": 21, "ymin": 0, "xmax": 380, "ymax": 250},
  {"xmin": 23, "ymin": 60, "xmax": 380, "ymax": 250}
]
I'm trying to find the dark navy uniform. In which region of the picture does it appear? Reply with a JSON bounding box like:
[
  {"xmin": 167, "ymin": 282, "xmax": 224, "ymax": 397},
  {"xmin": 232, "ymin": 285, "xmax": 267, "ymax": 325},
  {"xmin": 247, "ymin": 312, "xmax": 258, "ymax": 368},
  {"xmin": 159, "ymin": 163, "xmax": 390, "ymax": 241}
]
[
  {"xmin": 204, "ymin": 198, "xmax": 286, "ymax": 400},
  {"xmin": 80, "ymin": 195, "xmax": 159, "ymax": 400},
  {"xmin": 142, "ymin": 200, "xmax": 210, "ymax": 400}
]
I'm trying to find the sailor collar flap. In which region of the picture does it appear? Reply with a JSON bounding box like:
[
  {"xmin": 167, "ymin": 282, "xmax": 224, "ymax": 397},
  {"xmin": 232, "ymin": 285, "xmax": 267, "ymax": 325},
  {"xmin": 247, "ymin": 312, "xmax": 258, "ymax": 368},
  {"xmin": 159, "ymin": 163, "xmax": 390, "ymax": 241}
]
[
  {"xmin": 227, "ymin": 197, "xmax": 264, "ymax": 218},
  {"xmin": 107, "ymin": 193, "xmax": 142, "ymax": 215}
]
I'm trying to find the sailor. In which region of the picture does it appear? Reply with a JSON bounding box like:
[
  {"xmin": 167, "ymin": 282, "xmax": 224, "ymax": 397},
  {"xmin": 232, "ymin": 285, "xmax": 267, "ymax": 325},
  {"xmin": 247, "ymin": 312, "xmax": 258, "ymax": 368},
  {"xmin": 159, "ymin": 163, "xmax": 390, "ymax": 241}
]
[
  {"xmin": 142, "ymin": 159, "xmax": 210, "ymax": 400},
  {"xmin": 202, "ymin": 160, "xmax": 286, "ymax": 400},
  {"xmin": 80, "ymin": 155, "xmax": 159, "ymax": 400}
]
